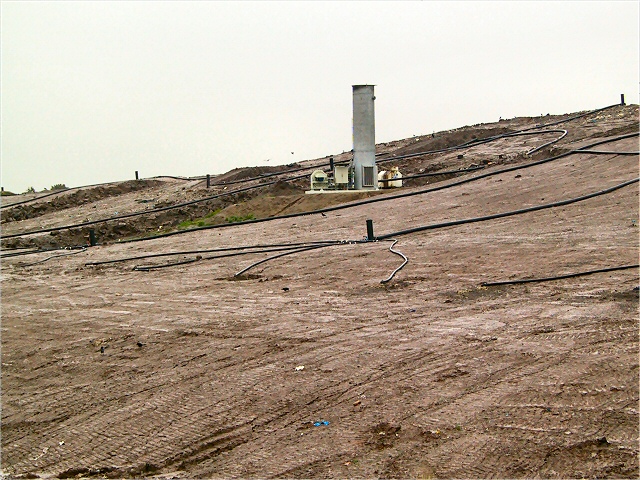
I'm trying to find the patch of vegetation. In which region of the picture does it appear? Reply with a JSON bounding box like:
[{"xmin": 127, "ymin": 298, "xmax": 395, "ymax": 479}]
[
  {"xmin": 204, "ymin": 208, "xmax": 222, "ymax": 218},
  {"xmin": 24, "ymin": 186, "xmax": 36, "ymax": 194},
  {"xmin": 225, "ymin": 213, "xmax": 255, "ymax": 223},
  {"xmin": 177, "ymin": 219, "xmax": 208, "ymax": 229},
  {"xmin": 50, "ymin": 183, "xmax": 68, "ymax": 191},
  {"xmin": 1, "ymin": 190, "xmax": 16, "ymax": 196}
]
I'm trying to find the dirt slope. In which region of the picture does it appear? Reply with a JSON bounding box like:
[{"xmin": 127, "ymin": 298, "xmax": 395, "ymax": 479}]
[{"xmin": 1, "ymin": 105, "xmax": 638, "ymax": 479}]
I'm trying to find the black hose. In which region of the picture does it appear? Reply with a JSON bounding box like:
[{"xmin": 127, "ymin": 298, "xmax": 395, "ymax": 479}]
[
  {"xmin": 146, "ymin": 175, "xmax": 205, "ymax": 181},
  {"xmin": 378, "ymin": 129, "xmax": 569, "ymax": 163},
  {"xmin": 133, "ymin": 257, "xmax": 201, "ymax": 271},
  {"xmin": 1, "ymin": 248, "xmax": 49, "ymax": 258},
  {"xmin": 378, "ymin": 165, "xmax": 484, "ymax": 185},
  {"xmin": 1, "ymin": 246, "xmax": 85, "ymax": 259},
  {"xmin": 1, "ymin": 105, "xmax": 627, "ymax": 240},
  {"xmin": 1, "ymin": 189, "xmax": 69, "ymax": 209},
  {"xmin": 228, "ymin": 177, "xmax": 636, "ymax": 280},
  {"xmin": 0, "ymin": 178, "xmax": 161, "ymax": 210},
  {"xmin": 0, "ymin": 180, "xmax": 283, "ymax": 239},
  {"xmin": 115, "ymin": 133, "xmax": 638, "ymax": 244},
  {"xmin": 523, "ymin": 130, "xmax": 568, "ymax": 155},
  {"xmin": 571, "ymin": 150, "xmax": 639, "ymax": 156},
  {"xmin": 480, "ymin": 264, "xmax": 639, "ymax": 286},
  {"xmin": 210, "ymin": 104, "xmax": 618, "ymax": 187},
  {"xmin": 209, "ymin": 163, "xmax": 326, "ymax": 187},
  {"xmin": 375, "ymin": 177, "xmax": 639, "ymax": 240},
  {"xmin": 233, "ymin": 244, "xmax": 341, "ymax": 277},
  {"xmin": 85, "ymin": 240, "xmax": 340, "ymax": 266},
  {"xmin": 519, "ymin": 104, "xmax": 619, "ymax": 131},
  {"xmin": 20, "ymin": 247, "xmax": 87, "ymax": 266},
  {"xmin": 380, "ymin": 240, "xmax": 409, "ymax": 284}
]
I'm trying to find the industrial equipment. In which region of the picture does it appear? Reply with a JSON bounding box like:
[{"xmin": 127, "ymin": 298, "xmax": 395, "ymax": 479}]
[
  {"xmin": 310, "ymin": 170, "xmax": 329, "ymax": 191},
  {"xmin": 378, "ymin": 167, "xmax": 403, "ymax": 188},
  {"xmin": 307, "ymin": 85, "xmax": 401, "ymax": 194}
]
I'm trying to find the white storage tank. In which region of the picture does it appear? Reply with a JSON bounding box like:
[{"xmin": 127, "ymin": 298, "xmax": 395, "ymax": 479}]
[{"xmin": 378, "ymin": 166, "xmax": 403, "ymax": 188}]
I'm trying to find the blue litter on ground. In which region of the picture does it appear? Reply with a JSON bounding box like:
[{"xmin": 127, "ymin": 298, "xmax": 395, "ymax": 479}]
[{"xmin": 313, "ymin": 420, "xmax": 330, "ymax": 427}]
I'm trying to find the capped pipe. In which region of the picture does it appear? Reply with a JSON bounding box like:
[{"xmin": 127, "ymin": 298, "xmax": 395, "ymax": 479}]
[{"xmin": 366, "ymin": 219, "xmax": 375, "ymax": 241}]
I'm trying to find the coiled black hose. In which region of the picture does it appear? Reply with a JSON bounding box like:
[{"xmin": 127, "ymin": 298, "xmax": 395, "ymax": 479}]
[{"xmin": 480, "ymin": 264, "xmax": 639, "ymax": 286}]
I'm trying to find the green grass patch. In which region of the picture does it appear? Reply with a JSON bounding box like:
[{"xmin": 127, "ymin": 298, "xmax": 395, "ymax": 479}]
[
  {"xmin": 177, "ymin": 219, "xmax": 207, "ymax": 229},
  {"xmin": 225, "ymin": 214, "xmax": 255, "ymax": 223}
]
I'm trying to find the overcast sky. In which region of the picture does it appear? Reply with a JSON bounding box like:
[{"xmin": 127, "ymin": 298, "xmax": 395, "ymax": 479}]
[{"xmin": 2, "ymin": 1, "xmax": 638, "ymax": 193}]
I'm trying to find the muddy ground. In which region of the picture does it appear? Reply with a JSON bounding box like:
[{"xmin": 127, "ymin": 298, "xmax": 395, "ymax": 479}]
[{"xmin": 1, "ymin": 105, "xmax": 638, "ymax": 479}]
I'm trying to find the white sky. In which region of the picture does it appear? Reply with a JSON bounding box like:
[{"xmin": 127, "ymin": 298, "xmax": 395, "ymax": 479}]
[{"xmin": 1, "ymin": 1, "xmax": 638, "ymax": 193}]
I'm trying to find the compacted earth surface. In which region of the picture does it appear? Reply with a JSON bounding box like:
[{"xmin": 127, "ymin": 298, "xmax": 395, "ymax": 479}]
[{"xmin": 1, "ymin": 104, "xmax": 638, "ymax": 479}]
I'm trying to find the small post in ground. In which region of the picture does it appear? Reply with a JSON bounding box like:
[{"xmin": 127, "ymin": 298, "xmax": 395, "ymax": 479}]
[{"xmin": 366, "ymin": 219, "xmax": 375, "ymax": 241}]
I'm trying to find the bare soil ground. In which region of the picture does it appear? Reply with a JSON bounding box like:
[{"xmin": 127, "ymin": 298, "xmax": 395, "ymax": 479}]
[{"xmin": 1, "ymin": 105, "xmax": 638, "ymax": 479}]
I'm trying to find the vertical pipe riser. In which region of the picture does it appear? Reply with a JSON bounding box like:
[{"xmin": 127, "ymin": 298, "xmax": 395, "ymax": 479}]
[
  {"xmin": 352, "ymin": 85, "xmax": 377, "ymax": 190},
  {"xmin": 366, "ymin": 219, "xmax": 375, "ymax": 241}
]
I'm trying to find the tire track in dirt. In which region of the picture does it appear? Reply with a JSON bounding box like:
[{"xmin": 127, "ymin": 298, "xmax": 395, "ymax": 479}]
[
  {"xmin": 3, "ymin": 226, "xmax": 637, "ymax": 477},
  {"xmin": 210, "ymin": 294, "xmax": 638, "ymax": 477}
]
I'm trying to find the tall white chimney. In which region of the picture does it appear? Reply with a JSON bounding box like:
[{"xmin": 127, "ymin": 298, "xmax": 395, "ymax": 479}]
[{"xmin": 352, "ymin": 85, "xmax": 377, "ymax": 190}]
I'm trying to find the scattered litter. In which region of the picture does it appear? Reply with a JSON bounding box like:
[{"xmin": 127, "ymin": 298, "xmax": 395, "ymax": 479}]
[
  {"xmin": 59, "ymin": 440, "xmax": 65, "ymax": 446},
  {"xmin": 32, "ymin": 446, "xmax": 49, "ymax": 461},
  {"xmin": 282, "ymin": 287, "xmax": 290, "ymax": 292},
  {"xmin": 313, "ymin": 420, "xmax": 330, "ymax": 427},
  {"xmin": 295, "ymin": 365, "xmax": 305, "ymax": 371},
  {"xmin": 353, "ymin": 400, "xmax": 361, "ymax": 406}
]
